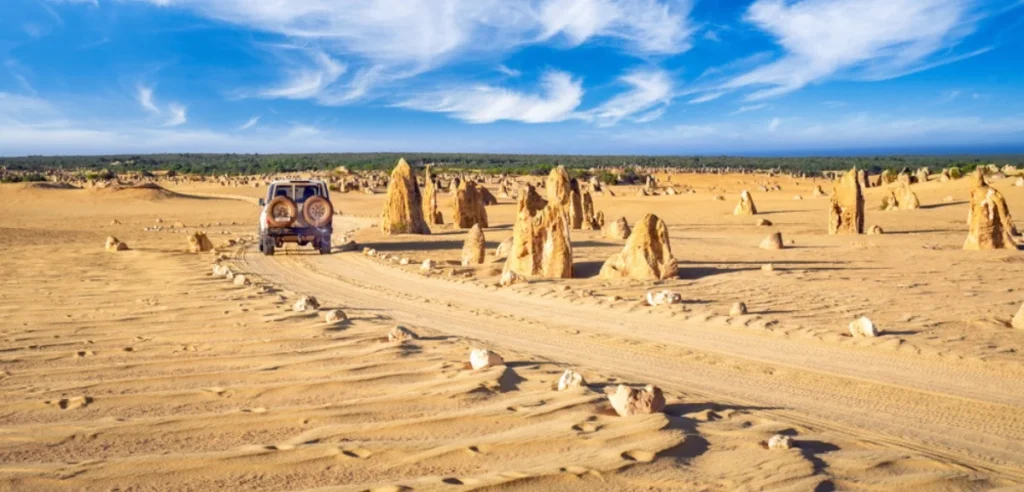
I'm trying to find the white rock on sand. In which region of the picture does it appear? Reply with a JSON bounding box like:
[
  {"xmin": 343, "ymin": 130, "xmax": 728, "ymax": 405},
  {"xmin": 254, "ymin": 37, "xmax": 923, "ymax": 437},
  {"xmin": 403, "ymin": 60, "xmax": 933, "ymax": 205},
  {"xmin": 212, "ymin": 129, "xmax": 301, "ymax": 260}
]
[
  {"xmin": 767, "ymin": 434, "xmax": 794, "ymax": 450},
  {"xmin": 849, "ymin": 316, "xmax": 879, "ymax": 337},
  {"xmin": 293, "ymin": 296, "xmax": 320, "ymax": 312},
  {"xmin": 388, "ymin": 325, "xmax": 417, "ymax": 343},
  {"xmin": 232, "ymin": 275, "xmax": 249, "ymax": 286},
  {"xmin": 557, "ymin": 369, "xmax": 585, "ymax": 391},
  {"xmin": 608, "ymin": 384, "xmax": 665, "ymax": 416},
  {"xmin": 646, "ymin": 290, "xmax": 682, "ymax": 306},
  {"xmin": 421, "ymin": 259, "xmax": 435, "ymax": 271},
  {"xmin": 469, "ymin": 348, "xmax": 504, "ymax": 370},
  {"xmin": 499, "ymin": 269, "xmax": 525, "ymax": 287},
  {"xmin": 322, "ymin": 309, "xmax": 347, "ymax": 324}
]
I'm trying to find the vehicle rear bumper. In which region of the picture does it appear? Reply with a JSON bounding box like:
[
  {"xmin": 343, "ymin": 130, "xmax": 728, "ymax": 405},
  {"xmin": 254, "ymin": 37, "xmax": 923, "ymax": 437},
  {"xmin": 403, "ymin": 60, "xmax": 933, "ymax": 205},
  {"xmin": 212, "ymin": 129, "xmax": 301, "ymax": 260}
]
[{"xmin": 264, "ymin": 226, "xmax": 332, "ymax": 241}]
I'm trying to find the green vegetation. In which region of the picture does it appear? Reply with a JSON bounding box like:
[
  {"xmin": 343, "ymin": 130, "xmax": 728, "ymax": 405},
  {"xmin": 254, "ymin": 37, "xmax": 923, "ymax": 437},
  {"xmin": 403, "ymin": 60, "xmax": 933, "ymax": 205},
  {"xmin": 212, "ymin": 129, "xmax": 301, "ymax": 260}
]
[
  {"xmin": 2, "ymin": 153, "xmax": 1022, "ymax": 177},
  {"xmin": 0, "ymin": 172, "xmax": 47, "ymax": 183}
]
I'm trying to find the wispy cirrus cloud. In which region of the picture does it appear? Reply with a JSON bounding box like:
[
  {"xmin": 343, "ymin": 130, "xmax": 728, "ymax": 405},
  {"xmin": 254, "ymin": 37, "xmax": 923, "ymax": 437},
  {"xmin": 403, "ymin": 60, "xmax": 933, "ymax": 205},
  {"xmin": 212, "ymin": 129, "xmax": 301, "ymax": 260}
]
[
  {"xmin": 397, "ymin": 70, "xmax": 583, "ymax": 124},
  {"xmin": 238, "ymin": 116, "xmax": 260, "ymax": 130},
  {"xmin": 136, "ymin": 84, "xmax": 188, "ymax": 126},
  {"xmin": 729, "ymin": 103, "xmax": 768, "ymax": 115},
  {"xmin": 165, "ymin": 103, "xmax": 187, "ymax": 126},
  {"xmin": 584, "ymin": 68, "xmax": 674, "ymax": 126},
  {"xmin": 136, "ymin": 85, "xmax": 161, "ymax": 114},
  {"xmin": 126, "ymin": 0, "xmax": 693, "ymax": 109},
  {"xmin": 699, "ymin": 0, "xmax": 1014, "ymax": 102}
]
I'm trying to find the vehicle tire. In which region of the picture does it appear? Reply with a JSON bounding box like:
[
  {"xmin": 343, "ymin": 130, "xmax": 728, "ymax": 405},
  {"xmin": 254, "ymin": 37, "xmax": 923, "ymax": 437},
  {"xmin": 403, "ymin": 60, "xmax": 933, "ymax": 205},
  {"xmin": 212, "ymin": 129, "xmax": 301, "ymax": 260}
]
[
  {"xmin": 266, "ymin": 196, "xmax": 298, "ymax": 228},
  {"xmin": 262, "ymin": 236, "xmax": 275, "ymax": 256},
  {"xmin": 319, "ymin": 235, "xmax": 331, "ymax": 255},
  {"xmin": 303, "ymin": 196, "xmax": 334, "ymax": 228}
]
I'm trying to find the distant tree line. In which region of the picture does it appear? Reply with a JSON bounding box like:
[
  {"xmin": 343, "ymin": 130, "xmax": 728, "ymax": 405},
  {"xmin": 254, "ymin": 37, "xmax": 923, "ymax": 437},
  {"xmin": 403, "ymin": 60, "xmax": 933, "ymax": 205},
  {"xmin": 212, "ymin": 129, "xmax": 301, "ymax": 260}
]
[{"xmin": 2, "ymin": 152, "xmax": 1022, "ymax": 177}]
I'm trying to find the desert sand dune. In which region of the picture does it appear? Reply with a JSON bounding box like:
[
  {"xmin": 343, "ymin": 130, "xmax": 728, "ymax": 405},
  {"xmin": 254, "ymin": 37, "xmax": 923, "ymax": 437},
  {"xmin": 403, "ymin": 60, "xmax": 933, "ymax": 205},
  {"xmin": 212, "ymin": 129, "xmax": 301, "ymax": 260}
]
[{"xmin": 1, "ymin": 170, "xmax": 1022, "ymax": 491}]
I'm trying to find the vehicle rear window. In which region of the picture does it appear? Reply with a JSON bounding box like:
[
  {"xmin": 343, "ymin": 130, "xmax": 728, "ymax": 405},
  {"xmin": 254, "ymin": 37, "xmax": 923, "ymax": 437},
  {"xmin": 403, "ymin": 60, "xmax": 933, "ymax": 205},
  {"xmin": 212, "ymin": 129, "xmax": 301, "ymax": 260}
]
[{"xmin": 272, "ymin": 184, "xmax": 323, "ymax": 202}]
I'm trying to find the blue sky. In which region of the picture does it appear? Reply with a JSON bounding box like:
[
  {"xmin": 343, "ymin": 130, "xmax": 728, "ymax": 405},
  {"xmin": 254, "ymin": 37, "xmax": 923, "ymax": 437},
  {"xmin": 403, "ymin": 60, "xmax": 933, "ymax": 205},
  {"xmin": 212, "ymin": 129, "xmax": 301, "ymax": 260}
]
[{"xmin": 2, "ymin": 0, "xmax": 1023, "ymax": 156}]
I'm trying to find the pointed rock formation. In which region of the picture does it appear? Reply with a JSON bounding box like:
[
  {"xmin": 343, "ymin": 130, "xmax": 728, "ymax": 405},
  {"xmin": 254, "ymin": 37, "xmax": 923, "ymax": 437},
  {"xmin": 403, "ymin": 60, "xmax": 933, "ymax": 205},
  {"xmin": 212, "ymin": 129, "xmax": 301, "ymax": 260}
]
[
  {"xmin": 380, "ymin": 158, "xmax": 430, "ymax": 235},
  {"xmin": 568, "ymin": 178, "xmax": 584, "ymax": 229},
  {"xmin": 759, "ymin": 232, "xmax": 783, "ymax": 250},
  {"xmin": 581, "ymin": 190, "xmax": 599, "ymax": 230},
  {"xmin": 453, "ymin": 180, "xmax": 489, "ymax": 229},
  {"xmin": 898, "ymin": 181, "xmax": 921, "ymax": 210},
  {"xmin": 421, "ymin": 165, "xmax": 444, "ymax": 225},
  {"xmin": 603, "ymin": 216, "xmax": 631, "ymax": 240},
  {"xmin": 503, "ymin": 184, "xmax": 573, "ymax": 279},
  {"xmin": 733, "ymin": 191, "xmax": 757, "ymax": 215},
  {"xmin": 1012, "ymin": 302, "xmax": 1024, "ymax": 330},
  {"xmin": 461, "ymin": 224, "xmax": 486, "ymax": 266},
  {"xmin": 964, "ymin": 171, "xmax": 1017, "ymax": 250},
  {"xmin": 188, "ymin": 231, "xmax": 214, "ymax": 253},
  {"xmin": 480, "ymin": 185, "xmax": 498, "ymax": 206},
  {"xmin": 546, "ymin": 166, "xmax": 573, "ymax": 209},
  {"xmin": 599, "ymin": 214, "xmax": 678, "ymax": 280},
  {"xmin": 828, "ymin": 168, "xmax": 865, "ymax": 235}
]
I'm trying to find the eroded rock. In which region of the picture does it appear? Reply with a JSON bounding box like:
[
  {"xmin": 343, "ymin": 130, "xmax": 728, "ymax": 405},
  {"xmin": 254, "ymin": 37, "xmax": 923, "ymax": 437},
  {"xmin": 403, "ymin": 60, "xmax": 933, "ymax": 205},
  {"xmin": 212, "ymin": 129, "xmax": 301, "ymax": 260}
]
[
  {"xmin": 380, "ymin": 158, "xmax": 430, "ymax": 235},
  {"xmin": 600, "ymin": 214, "xmax": 677, "ymax": 280},
  {"xmin": 608, "ymin": 384, "xmax": 665, "ymax": 416}
]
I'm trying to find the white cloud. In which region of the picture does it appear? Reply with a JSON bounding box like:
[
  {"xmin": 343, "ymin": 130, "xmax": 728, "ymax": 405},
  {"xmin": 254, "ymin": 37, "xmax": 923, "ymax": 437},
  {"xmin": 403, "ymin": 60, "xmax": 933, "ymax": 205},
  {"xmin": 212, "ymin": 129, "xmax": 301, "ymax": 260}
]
[
  {"xmin": 632, "ymin": 106, "xmax": 666, "ymax": 123},
  {"xmin": 397, "ymin": 70, "xmax": 583, "ymax": 124},
  {"xmin": 586, "ymin": 69, "xmax": 673, "ymax": 126},
  {"xmin": 258, "ymin": 49, "xmax": 346, "ymax": 100},
  {"xmin": 538, "ymin": 0, "xmax": 694, "ymax": 54},
  {"xmin": 165, "ymin": 103, "xmax": 187, "ymax": 126},
  {"xmin": 497, "ymin": 64, "xmax": 521, "ymax": 77},
  {"xmin": 729, "ymin": 103, "xmax": 767, "ymax": 115},
  {"xmin": 715, "ymin": 0, "xmax": 996, "ymax": 101},
  {"xmin": 239, "ymin": 116, "xmax": 260, "ymax": 130},
  {"xmin": 136, "ymin": 85, "xmax": 160, "ymax": 114},
  {"xmin": 688, "ymin": 92, "xmax": 724, "ymax": 104},
  {"xmin": 939, "ymin": 89, "xmax": 962, "ymax": 103},
  {"xmin": 768, "ymin": 117, "xmax": 782, "ymax": 132},
  {"xmin": 128, "ymin": 0, "xmax": 692, "ymax": 106}
]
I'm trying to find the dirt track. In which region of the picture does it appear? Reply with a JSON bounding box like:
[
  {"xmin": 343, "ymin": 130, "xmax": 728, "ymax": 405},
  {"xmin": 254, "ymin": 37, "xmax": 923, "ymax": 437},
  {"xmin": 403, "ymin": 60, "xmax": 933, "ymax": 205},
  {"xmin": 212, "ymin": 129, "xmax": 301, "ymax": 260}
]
[{"xmin": 237, "ymin": 219, "xmax": 1024, "ymax": 482}]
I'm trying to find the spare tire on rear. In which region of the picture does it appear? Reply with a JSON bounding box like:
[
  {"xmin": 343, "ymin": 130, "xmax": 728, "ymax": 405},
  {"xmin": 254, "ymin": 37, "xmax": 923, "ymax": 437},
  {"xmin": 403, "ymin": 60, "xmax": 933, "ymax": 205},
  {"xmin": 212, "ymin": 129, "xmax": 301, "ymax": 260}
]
[
  {"xmin": 303, "ymin": 195, "xmax": 333, "ymax": 228},
  {"xmin": 266, "ymin": 196, "xmax": 298, "ymax": 228}
]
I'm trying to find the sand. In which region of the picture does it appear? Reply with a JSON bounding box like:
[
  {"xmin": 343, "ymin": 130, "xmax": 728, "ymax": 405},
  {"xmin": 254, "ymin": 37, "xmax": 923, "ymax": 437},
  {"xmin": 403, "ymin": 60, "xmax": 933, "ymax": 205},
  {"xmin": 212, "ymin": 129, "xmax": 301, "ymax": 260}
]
[{"xmin": 1, "ymin": 171, "xmax": 1022, "ymax": 491}]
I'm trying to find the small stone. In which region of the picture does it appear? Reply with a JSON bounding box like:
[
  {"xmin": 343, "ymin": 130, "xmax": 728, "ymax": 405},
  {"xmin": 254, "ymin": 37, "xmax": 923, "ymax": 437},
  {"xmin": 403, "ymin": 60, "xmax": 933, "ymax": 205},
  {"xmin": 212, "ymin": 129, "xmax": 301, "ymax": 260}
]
[
  {"xmin": 293, "ymin": 296, "xmax": 320, "ymax": 312},
  {"xmin": 767, "ymin": 434, "xmax": 793, "ymax": 450},
  {"xmin": 848, "ymin": 316, "xmax": 879, "ymax": 337},
  {"xmin": 232, "ymin": 275, "xmax": 249, "ymax": 286},
  {"xmin": 761, "ymin": 263, "xmax": 775, "ymax": 272},
  {"xmin": 608, "ymin": 384, "xmax": 665, "ymax": 416},
  {"xmin": 869, "ymin": 225, "xmax": 884, "ymax": 235},
  {"xmin": 322, "ymin": 309, "xmax": 346, "ymax": 324},
  {"xmin": 756, "ymin": 218, "xmax": 773, "ymax": 226},
  {"xmin": 388, "ymin": 325, "xmax": 417, "ymax": 343},
  {"xmin": 499, "ymin": 270, "xmax": 526, "ymax": 287},
  {"xmin": 759, "ymin": 232, "xmax": 783, "ymax": 250},
  {"xmin": 421, "ymin": 259, "xmax": 435, "ymax": 271},
  {"xmin": 646, "ymin": 290, "xmax": 682, "ymax": 306},
  {"xmin": 557, "ymin": 369, "xmax": 585, "ymax": 391},
  {"xmin": 730, "ymin": 302, "xmax": 747, "ymax": 316},
  {"xmin": 469, "ymin": 348, "xmax": 504, "ymax": 370}
]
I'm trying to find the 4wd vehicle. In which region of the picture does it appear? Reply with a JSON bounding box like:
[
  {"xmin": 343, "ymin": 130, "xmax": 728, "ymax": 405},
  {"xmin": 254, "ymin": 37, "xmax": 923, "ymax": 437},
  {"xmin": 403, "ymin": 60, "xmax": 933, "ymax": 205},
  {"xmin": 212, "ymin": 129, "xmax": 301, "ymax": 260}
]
[{"xmin": 258, "ymin": 180, "xmax": 334, "ymax": 256}]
